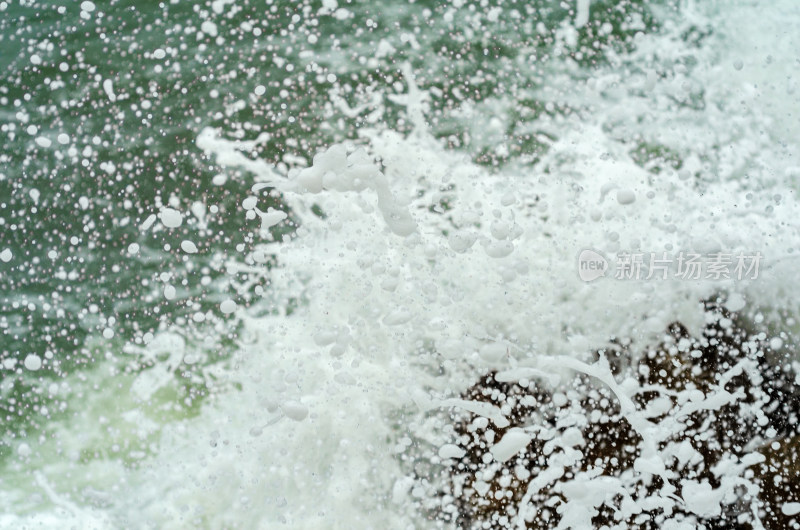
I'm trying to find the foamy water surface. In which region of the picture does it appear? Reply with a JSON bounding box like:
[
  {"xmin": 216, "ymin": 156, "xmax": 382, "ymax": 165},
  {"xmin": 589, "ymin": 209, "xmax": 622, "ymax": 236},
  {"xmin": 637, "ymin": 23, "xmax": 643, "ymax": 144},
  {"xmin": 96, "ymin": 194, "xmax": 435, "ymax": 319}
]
[{"xmin": 1, "ymin": 0, "xmax": 799, "ymax": 528}]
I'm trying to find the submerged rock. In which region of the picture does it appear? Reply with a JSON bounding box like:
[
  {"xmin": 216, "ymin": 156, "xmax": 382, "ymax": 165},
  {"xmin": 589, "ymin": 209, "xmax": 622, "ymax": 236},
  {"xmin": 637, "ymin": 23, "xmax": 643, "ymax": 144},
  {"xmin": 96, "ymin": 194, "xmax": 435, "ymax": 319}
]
[{"xmin": 423, "ymin": 301, "xmax": 799, "ymax": 529}]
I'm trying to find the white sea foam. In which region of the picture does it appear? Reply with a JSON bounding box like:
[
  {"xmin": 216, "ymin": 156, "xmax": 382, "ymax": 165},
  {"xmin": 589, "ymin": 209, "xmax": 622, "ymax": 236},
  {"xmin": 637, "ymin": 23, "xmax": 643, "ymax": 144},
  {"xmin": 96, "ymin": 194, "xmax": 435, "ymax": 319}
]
[
  {"xmin": 2, "ymin": 1, "xmax": 799, "ymax": 529},
  {"xmin": 128, "ymin": 14, "xmax": 799, "ymax": 520}
]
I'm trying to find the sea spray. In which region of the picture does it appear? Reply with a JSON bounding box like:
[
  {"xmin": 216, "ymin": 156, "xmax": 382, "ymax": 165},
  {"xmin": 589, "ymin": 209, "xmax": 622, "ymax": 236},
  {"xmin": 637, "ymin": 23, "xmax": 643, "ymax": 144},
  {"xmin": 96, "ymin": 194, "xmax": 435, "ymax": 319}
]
[{"xmin": 2, "ymin": 0, "xmax": 800, "ymax": 528}]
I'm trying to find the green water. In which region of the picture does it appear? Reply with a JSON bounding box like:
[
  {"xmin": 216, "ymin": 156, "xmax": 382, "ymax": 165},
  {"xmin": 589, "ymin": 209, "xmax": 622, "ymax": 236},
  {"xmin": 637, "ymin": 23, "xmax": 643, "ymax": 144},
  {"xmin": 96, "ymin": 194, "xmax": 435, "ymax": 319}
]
[{"xmin": 0, "ymin": 0, "xmax": 666, "ymax": 452}]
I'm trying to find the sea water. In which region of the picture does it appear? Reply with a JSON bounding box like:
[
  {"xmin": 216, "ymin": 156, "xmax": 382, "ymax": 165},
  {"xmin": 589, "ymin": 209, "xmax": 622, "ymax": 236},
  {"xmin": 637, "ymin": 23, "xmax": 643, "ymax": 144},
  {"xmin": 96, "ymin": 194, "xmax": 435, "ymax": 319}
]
[{"xmin": 1, "ymin": 0, "xmax": 799, "ymax": 528}]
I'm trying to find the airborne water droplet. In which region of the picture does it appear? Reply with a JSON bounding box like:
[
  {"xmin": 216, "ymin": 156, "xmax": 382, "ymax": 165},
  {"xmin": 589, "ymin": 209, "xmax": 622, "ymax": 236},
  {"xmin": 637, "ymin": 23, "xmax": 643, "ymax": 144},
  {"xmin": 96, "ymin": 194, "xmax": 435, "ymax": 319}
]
[
  {"xmin": 24, "ymin": 354, "xmax": 42, "ymax": 371},
  {"xmin": 220, "ymin": 299, "xmax": 237, "ymax": 314},
  {"xmin": 159, "ymin": 208, "xmax": 183, "ymax": 228},
  {"xmin": 181, "ymin": 240, "xmax": 198, "ymax": 254}
]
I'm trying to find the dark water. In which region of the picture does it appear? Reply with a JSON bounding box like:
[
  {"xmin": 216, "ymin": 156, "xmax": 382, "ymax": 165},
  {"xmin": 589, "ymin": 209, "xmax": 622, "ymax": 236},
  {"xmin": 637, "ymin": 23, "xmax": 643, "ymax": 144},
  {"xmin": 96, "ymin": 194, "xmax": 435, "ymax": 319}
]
[{"xmin": 0, "ymin": 0, "xmax": 661, "ymax": 440}]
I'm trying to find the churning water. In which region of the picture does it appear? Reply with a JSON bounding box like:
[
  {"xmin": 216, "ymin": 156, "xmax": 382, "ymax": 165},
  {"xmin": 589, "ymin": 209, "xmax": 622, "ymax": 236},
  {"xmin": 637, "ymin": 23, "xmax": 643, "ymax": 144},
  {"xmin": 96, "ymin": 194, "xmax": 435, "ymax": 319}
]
[{"xmin": 1, "ymin": 0, "xmax": 799, "ymax": 528}]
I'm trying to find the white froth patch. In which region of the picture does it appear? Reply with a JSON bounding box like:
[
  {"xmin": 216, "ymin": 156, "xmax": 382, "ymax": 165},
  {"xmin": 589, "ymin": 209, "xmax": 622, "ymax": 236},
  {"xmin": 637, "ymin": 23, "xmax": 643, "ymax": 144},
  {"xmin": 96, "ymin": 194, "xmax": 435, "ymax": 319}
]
[
  {"xmin": 575, "ymin": 0, "xmax": 591, "ymax": 28},
  {"xmin": 280, "ymin": 401, "xmax": 309, "ymax": 421},
  {"xmin": 256, "ymin": 207, "xmax": 287, "ymax": 229},
  {"xmin": 616, "ymin": 188, "xmax": 636, "ymax": 204},
  {"xmin": 438, "ymin": 444, "xmax": 466, "ymax": 460},
  {"xmin": 725, "ymin": 292, "xmax": 746, "ymax": 311},
  {"xmin": 681, "ymin": 481, "xmax": 725, "ymax": 517},
  {"xmin": 479, "ymin": 343, "xmax": 507, "ymax": 363},
  {"xmin": 489, "ymin": 428, "xmax": 532, "ymax": 463}
]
